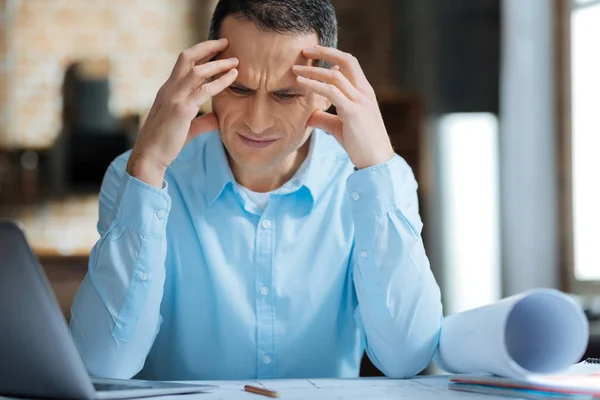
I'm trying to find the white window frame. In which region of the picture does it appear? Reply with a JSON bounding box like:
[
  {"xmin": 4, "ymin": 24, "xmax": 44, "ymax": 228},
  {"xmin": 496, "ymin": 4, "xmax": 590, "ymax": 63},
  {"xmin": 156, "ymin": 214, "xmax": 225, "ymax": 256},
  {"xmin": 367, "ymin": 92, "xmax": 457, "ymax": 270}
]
[{"xmin": 566, "ymin": 0, "xmax": 600, "ymax": 293}]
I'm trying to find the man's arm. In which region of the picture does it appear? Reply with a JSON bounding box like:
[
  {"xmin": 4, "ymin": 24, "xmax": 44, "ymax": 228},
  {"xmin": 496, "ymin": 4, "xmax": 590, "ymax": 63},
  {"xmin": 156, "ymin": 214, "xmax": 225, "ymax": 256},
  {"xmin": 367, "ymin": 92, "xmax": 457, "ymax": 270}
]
[
  {"xmin": 70, "ymin": 156, "xmax": 170, "ymax": 378},
  {"xmin": 346, "ymin": 155, "xmax": 443, "ymax": 378},
  {"xmin": 71, "ymin": 40, "xmax": 239, "ymax": 378},
  {"xmin": 288, "ymin": 45, "xmax": 442, "ymax": 377}
]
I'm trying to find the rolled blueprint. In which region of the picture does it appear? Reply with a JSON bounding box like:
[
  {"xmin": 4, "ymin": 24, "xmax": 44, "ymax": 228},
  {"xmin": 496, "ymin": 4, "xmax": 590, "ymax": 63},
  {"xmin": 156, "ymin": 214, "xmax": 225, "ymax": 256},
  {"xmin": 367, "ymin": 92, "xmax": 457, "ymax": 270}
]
[{"xmin": 436, "ymin": 288, "xmax": 589, "ymax": 379}]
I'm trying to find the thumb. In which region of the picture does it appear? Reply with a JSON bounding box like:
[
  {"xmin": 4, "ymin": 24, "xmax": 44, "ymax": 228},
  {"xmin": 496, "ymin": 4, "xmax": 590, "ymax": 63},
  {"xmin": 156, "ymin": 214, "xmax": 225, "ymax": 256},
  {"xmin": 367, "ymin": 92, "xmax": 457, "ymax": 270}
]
[
  {"xmin": 186, "ymin": 112, "xmax": 219, "ymax": 145},
  {"xmin": 307, "ymin": 110, "xmax": 344, "ymax": 145}
]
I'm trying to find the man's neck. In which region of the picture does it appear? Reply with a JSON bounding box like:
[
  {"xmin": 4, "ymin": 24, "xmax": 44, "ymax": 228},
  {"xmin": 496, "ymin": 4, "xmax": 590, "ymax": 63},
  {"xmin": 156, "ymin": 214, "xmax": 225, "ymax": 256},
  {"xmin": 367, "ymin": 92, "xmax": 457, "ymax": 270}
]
[{"xmin": 230, "ymin": 139, "xmax": 310, "ymax": 193}]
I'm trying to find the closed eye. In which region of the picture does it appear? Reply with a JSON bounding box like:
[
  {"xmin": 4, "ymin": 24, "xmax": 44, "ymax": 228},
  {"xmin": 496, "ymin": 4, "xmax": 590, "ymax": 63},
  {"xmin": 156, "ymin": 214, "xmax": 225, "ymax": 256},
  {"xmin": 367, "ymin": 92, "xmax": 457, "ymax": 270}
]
[
  {"xmin": 274, "ymin": 92, "xmax": 301, "ymax": 102},
  {"xmin": 228, "ymin": 85, "xmax": 252, "ymax": 96}
]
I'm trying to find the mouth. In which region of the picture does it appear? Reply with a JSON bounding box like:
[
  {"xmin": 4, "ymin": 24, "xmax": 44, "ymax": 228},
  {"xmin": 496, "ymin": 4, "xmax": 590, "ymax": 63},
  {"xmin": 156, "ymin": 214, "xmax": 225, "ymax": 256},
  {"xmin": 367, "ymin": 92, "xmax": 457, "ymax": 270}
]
[{"xmin": 237, "ymin": 133, "xmax": 278, "ymax": 149}]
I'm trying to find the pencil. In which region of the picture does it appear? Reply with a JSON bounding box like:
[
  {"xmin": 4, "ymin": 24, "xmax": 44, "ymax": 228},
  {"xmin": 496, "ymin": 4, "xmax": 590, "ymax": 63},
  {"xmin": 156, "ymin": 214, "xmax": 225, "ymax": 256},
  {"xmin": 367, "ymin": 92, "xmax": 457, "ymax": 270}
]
[{"xmin": 243, "ymin": 384, "xmax": 279, "ymax": 398}]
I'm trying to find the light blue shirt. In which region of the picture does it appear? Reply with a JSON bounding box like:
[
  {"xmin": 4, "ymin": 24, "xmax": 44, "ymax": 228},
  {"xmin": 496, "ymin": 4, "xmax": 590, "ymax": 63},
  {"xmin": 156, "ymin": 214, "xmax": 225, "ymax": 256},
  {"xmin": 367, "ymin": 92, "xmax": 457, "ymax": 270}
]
[{"xmin": 70, "ymin": 129, "xmax": 443, "ymax": 380}]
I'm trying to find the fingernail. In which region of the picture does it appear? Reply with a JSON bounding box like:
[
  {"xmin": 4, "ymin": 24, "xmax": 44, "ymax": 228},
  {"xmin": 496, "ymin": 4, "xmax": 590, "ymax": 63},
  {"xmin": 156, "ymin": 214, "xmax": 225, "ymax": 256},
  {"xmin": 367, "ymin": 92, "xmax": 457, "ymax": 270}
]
[
  {"xmin": 297, "ymin": 76, "xmax": 308, "ymax": 82},
  {"xmin": 228, "ymin": 57, "xmax": 238, "ymax": 62}
]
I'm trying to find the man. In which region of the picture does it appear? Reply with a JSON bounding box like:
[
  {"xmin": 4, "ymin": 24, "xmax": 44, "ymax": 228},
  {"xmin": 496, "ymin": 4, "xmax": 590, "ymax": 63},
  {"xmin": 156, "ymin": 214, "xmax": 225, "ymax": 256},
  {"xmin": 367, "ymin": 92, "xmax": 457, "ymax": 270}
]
[{"xmin": 70, "ymin": 0, "xmax": 443, "ymax": 381}]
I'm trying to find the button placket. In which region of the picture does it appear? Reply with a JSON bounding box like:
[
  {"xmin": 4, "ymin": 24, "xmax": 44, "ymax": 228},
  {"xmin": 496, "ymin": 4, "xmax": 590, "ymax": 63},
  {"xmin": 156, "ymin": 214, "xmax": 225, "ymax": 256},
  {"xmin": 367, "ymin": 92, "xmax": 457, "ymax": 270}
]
[{"xmin": 255, "ymin": 213, "xmax": 275, "ymax": 378}]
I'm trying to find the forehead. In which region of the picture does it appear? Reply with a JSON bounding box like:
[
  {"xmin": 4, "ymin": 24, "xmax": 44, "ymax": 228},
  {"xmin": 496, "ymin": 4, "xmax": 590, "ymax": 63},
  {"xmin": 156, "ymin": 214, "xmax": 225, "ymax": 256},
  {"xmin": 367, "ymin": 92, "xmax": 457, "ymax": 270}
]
[{"xmin": 218, "ymin": 16, "xmax": 319, "ymax": 86}]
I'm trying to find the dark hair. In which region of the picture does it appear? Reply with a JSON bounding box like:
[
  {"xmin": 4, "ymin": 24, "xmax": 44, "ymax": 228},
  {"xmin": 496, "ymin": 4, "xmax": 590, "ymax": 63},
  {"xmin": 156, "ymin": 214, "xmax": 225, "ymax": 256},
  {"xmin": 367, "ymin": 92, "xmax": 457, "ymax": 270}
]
[{"xmin": 208, "ymin": 0, "xmax": 338, "ymax": 68}]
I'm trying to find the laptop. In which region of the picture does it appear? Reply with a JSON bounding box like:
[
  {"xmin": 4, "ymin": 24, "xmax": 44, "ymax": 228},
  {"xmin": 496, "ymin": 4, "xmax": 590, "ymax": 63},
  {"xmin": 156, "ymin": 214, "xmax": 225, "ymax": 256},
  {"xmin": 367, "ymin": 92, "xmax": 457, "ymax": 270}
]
[{"xmin": 0, "ymin": 220, "xmax": 215, "ymax": 399}]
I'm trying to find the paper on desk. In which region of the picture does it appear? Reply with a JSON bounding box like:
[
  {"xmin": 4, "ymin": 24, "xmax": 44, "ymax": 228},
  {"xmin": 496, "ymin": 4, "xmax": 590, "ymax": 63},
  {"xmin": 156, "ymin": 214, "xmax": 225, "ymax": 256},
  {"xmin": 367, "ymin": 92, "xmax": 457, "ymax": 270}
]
[
  {"xmin": 436, "ymin": 288, "xmax": 589, "ymax": 379},
  {"xmin": 175, "ymin": 377, "xmax": 508, "ymax": 400}
]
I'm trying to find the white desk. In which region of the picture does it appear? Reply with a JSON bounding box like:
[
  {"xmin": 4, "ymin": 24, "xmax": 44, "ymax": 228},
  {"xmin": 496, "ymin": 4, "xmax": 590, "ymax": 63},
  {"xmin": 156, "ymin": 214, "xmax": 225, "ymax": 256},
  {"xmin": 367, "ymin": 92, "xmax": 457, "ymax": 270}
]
[
  {"xmin": 159, "ymin": 376, "xmax": 508, "ymax": 400},
  {"xmin": 0, "ymin": 376, "xmax": 509, "ymax": 400}
]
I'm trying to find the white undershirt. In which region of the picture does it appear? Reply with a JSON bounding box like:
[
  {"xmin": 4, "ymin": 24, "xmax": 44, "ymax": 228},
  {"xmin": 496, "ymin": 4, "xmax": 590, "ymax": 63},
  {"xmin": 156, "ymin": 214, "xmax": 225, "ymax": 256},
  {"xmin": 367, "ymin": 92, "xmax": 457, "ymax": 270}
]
[
  {"xmin": 237, "ymin": 186, "xmax": 272, "ymax": 211},
  {"xmin": 235, "ymin": 133, "xmax": 315, "ymax": 211}
]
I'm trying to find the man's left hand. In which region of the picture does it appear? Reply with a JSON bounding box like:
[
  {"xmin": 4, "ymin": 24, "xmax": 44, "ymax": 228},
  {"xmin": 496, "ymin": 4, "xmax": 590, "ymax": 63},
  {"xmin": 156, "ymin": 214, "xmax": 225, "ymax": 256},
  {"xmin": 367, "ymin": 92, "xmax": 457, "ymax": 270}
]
[{"xmin": 292, "ymin": 46, "xmax": 395, "ymax": 170}]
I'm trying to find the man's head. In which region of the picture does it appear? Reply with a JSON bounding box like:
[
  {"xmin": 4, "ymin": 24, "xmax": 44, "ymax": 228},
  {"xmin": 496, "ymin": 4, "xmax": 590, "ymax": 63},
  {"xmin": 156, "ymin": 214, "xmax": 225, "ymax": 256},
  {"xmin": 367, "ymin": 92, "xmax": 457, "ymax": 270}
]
[{"xmin": 209, "ymin": 0, "xmax": 338, "ymax": 175}]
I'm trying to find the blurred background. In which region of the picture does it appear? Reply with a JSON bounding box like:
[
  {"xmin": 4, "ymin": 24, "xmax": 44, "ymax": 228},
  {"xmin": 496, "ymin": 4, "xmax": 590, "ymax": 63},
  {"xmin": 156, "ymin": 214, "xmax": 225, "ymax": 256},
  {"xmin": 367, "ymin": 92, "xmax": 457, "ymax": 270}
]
[{"xmin": 0, "ymin": 0, "xmax": 598, "ymax": 376}]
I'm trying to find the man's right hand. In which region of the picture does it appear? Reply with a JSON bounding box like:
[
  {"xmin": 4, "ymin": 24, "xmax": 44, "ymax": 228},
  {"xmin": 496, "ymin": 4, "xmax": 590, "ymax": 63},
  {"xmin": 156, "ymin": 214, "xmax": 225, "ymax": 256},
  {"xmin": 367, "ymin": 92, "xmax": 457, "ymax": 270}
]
[{"xmin": 126, "ymin": 39, "xmax": 238, "ymax": 188}]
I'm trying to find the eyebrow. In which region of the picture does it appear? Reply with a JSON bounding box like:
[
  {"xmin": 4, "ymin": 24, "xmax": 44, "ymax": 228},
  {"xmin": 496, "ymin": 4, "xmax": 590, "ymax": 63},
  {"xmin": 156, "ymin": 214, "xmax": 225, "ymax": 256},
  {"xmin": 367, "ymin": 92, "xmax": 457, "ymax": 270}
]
[{"xmin": 231, "ymin": 82, "xmax": 306, "ymax": 94}]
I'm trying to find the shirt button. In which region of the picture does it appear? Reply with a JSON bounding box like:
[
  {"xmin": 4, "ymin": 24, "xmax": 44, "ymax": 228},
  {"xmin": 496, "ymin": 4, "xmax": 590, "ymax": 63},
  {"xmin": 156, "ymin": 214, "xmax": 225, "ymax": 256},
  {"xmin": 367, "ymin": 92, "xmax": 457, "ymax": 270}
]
[
  {"xmin": 261, "ymin": 219, "xmax": 271, "ymax": 229},
  {"xmin": 262, "ymin": 354, "xmax": 271, "ymax": 364},
  {"xmin": 156, "ymin": 208, "xmax": 167, "ymax": 219},
  {"xmin": 351, "ymin": 191, "xmax": 360, "ymax": 201},
  {"xmin": 260, "ymin": 286, "xmax": 269, "ymax": 296},
  {"xmin": 360, "ymin": 250, "xmax": 368, "ymax": 258},
  {"xmin": 139, "ymin": 272, "xmax": 148, "ymax": 281}
]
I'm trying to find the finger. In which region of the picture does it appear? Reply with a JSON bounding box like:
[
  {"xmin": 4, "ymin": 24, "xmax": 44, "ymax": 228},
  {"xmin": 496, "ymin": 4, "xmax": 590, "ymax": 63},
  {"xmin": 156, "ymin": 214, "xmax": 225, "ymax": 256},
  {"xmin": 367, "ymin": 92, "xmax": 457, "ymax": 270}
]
[
  {"xmin": 190, "ymin": 68, "xmax": 238, "ymax": 105},
  {"xmin": 292, "ymin": 65, "xmax": 360, "ymax": 100},
  {"xmin": 307, "ymin": 110, "xmax": 343, "ymax": 144},
  {"xmin": 196, "ymin": 58, "xmax": 239, "ymax": 79},
  {"xmin": 302, "ymin": 46, "xmax": 367, "ymax": 88},
  {"xmin": 186, "ymin": 113, "xmax": 219, "ymax": 145},
  {"xmin": 171, "ymin": 39, "xmax": 229, "ymax": 79},
  {"xmin": 295, "ymin": 75, "xmax": 353, "ymax": 110},
  {"xmin": 179, "ymin": 58, "xmax": 238, "ymax": 94}
]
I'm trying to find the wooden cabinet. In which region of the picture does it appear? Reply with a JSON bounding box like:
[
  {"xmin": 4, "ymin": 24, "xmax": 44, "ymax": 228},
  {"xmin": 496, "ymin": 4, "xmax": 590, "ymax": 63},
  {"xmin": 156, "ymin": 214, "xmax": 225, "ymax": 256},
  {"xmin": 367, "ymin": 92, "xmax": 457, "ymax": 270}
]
[{"xmin": 378, "ymin": 93, "xmax": 424, "ymax": 181}]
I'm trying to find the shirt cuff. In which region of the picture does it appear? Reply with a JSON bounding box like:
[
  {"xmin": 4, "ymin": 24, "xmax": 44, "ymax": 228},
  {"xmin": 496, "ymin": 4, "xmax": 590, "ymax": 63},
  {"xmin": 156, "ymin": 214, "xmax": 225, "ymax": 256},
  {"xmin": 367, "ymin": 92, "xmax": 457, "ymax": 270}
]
[
  {"xmin": 346, "ymin": 155, "xmax": 401, "ymax": 217},
  {"xmin": 112, "ymin": 172, "xmax": 171, "ymax": 237}
]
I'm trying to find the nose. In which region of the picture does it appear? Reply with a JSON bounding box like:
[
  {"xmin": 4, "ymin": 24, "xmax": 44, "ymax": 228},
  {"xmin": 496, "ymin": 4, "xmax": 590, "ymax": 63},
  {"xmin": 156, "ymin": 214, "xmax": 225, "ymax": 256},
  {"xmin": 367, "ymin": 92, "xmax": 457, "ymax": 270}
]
[{"xmin": 244, "ymin": 95, "xmax": 275, "ymax": 135}]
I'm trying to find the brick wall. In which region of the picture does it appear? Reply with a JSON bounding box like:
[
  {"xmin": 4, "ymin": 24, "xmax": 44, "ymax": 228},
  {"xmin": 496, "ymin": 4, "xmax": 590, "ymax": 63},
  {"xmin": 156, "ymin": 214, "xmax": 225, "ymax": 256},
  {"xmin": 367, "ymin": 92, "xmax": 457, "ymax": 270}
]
[
  {"xmin": 0, "ymin": 0, "xmax": 393, "ymax": 149},
  {"xmin": 0, "ymin": 0, "xmax": 216, "ymax": 149},
  {"xmin": 0, "ymin": 0, "xmax": 8, "ymax": 145}
]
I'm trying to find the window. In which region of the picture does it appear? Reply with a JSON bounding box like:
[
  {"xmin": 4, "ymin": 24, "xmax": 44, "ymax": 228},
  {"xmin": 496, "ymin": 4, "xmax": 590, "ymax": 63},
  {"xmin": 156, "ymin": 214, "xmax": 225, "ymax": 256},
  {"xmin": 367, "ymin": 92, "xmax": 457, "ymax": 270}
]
[
  {"xmin": 571, "ymin": 0, "xmax": 600, "ymax": 282},
  {"xmin": 437, "ymin": 113, "xmax": 501, "ymax": 313}
]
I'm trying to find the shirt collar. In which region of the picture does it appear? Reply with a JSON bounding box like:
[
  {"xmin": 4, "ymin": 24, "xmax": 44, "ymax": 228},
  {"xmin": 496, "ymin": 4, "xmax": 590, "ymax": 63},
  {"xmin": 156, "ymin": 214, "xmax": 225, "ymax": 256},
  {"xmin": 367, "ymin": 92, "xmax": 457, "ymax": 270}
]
[
  {"xmin": 300, "ymin": 129, "xmax": 334, "ymax": 208},
  {"xmin": 203, "ymin": 129, "xmax": 330, "ymax": 208},
  {"xmin": 204, "ymin": 131, "xmax": 235, "ymax": 206}
]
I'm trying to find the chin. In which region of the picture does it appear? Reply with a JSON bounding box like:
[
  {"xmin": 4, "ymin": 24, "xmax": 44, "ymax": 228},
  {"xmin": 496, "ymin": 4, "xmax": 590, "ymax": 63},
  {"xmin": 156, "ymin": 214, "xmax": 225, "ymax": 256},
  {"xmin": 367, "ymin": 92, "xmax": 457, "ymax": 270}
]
[{"xmin": 223, "ymin": 138, "xmax": 281, "ymax": 168}]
